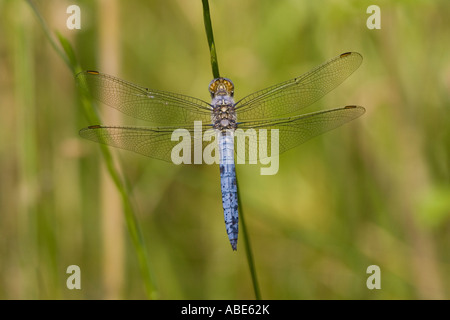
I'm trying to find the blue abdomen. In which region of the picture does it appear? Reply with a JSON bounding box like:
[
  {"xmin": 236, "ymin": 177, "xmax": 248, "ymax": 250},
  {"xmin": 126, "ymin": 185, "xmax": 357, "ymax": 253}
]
[{"xmin": 219, "ymin": 133, "xmax": 238, "ymax": 250}]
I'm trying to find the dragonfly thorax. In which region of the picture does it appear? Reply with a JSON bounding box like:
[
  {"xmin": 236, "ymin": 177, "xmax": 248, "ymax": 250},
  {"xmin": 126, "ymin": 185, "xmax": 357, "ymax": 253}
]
[{"xmin": 211, "ymin": 97, "xmax": 237, "ymax": 131}]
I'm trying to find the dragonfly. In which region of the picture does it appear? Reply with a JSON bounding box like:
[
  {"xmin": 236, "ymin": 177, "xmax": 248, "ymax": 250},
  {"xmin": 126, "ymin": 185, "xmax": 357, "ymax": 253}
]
[{"xmin": 76, "ymin": 52, "xmax": 365, "ymax": 251}]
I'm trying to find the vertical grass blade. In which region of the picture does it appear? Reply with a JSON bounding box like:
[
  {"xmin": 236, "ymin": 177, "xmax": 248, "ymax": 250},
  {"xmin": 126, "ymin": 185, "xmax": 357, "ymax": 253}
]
[
  {"xmin": 25, "ymin": 0, "xmax": 70, "ymax": 69},
  {"xmin": 201, "ymin": 0, "xmax": 261, "ymax": 299},
  {"xmin": 201, "ymin": 0, "xmax": 220, "ymax": 78},
  {"xmin": 26, "ymin": 0, "xmax": 157, "ymax": 299},
  {"xmin": 236, "ymin": 173, "xmax": 262, "ymax": 300}
]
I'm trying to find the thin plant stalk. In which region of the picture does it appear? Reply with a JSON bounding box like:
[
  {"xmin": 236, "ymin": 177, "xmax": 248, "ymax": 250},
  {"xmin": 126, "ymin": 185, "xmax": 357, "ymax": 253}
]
[
  {"xmin": 26, "ymin": 0, "xmax": 157, "ymax": 299},
  {"xmin": 236, "ymin": 172, "xmax": 262, "ymax": 300},
  {"xmin": 201, "ymin": 0, "xmax": 220, "ymax": 78},
  {"xmin": 201, "ymin": 0, "xmax": 261, "ymax": 300}
]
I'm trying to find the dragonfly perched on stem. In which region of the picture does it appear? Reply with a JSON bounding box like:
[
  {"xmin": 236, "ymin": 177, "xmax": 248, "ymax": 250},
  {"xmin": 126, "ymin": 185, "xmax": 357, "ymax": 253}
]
[{"xmin": 77, "ymin": 52, "xmax": 365, "ymax": 251}]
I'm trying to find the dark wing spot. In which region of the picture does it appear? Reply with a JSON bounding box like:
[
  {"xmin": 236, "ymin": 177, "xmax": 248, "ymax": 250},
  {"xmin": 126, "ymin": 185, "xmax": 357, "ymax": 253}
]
[{"xmin": 340, "ymin": 52, "xmax": 352, "ymax": 58}]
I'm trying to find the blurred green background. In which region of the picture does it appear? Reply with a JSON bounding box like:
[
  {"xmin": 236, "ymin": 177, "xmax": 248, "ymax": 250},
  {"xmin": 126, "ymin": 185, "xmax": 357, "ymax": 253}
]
[{"xmin": 1, "ymin": 0, "xmax": 449, "ymax": 299}]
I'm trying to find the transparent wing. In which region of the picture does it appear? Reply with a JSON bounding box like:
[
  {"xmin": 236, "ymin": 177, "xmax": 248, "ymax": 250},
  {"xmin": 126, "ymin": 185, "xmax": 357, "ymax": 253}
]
[
  {"xmin": 235, "ymin": 105, "xmax": 365, "ymax": 162},
  {"xmin": 80, "ymin": 107, "xmax": 365, "ymax": 163},
  {"xmin": 235, "ymin": 52, "xmax": 363, "ymax": 120},
  {"xmin": 79, "ymin": 124, "xmax": 220, "ymax": 163},
  {"xmin": 76, "ymin": 71, "xmax": 212, "ymax": 125}
]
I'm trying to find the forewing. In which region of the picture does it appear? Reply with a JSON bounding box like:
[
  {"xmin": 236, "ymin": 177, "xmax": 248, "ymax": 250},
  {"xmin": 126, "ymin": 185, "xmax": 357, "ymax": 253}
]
[
  {"xmin": 235, "ymin": 52, "xmax": 363, "ymax": 120},
  {"xmin": 76, "ymin": 71, "xmax": 212, "ymax": 125}
]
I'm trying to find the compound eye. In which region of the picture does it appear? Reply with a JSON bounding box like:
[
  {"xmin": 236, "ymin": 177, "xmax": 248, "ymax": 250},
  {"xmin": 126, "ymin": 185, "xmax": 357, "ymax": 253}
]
[
  {"xmin": 222, "ymin": 79, "xmax": 234, "ymax": 92},
  {"xmin": 209, "ymin": 79, "xmax": 220, "ymax": 93}
]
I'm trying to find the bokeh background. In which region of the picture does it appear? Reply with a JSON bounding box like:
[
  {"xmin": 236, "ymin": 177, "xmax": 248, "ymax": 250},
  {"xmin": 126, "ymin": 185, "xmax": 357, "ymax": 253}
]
[{"xmin": 1, "ymin": 0, "xmax": 449, "ymax": 299}]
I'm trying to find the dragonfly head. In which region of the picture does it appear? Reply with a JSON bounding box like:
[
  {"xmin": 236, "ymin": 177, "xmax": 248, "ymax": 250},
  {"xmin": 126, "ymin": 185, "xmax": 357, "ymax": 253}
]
[{"xmin": 209, "ymin": 78, "xmax": 234, "ymax": 98}]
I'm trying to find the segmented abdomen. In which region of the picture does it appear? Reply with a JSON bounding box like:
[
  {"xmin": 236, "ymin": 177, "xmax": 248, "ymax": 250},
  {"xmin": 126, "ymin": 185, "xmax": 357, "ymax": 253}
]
[{"xmin": 218, "ymin": 132, "xmax": 238, "ymax": 251}]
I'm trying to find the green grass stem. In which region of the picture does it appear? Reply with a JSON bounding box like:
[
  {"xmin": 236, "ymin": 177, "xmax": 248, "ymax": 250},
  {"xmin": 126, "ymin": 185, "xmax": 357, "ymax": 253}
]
[
  {"xmin": 201, "ymin": 0, "xmax": 261, "ymax": 299},
  {"xmin": 201, "ymin": 0, "xmax": 220, "ymax": 79},
  {"xmin": 26, "ymin": 0, "xmax": 157, "ymax": 299}
]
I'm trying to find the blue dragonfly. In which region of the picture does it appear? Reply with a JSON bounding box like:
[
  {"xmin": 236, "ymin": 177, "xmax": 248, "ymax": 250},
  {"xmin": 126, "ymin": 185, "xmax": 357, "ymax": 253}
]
[{"xmin": 77, "ymin": 52, "xmax": 365, "ymax": 251}]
